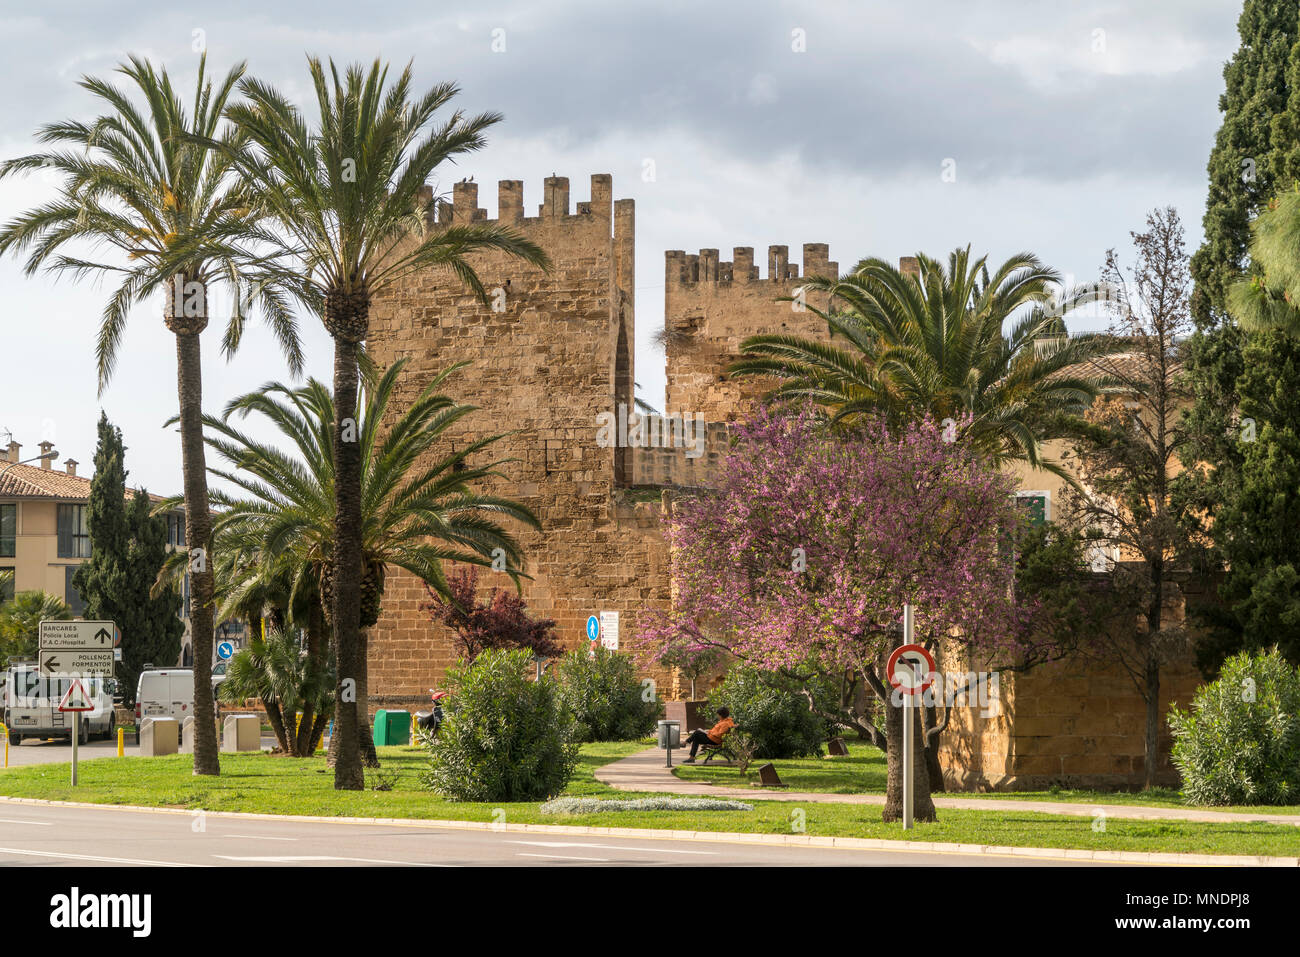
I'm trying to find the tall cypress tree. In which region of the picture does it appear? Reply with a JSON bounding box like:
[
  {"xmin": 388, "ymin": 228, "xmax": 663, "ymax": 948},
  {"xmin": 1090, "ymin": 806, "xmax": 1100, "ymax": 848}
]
[
  {"xmin": 1190, "ymin": 0, "xmax": 1300, "ymax": 326},
  {"xmin": 73, "ymin": 413, "xmax": 183, "ymax": 706},
  {"xmin": 1182, "ymin": 1, "xmax": 1300, "ymax": 672}
]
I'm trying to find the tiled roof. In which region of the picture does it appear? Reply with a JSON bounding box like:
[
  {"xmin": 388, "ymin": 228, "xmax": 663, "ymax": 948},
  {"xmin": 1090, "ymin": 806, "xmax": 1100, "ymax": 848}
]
[
  {"xmin": 1048, "ymin": 351, "xmax": 1182, "ymax": 387},
  {"xmin": 0, "ymin": 462, "xmax": 94, "ymax": 499},
  {"xmin": 0, "ymin": 461, "xmax": 172, "ymax": 504}
]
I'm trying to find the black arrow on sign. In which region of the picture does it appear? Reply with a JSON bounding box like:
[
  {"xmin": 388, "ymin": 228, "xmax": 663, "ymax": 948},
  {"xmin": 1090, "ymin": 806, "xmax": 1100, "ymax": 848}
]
[
  {"xmin": 94, "ymin": 628, "xmax": 111, "ymax": 646},
  {"xmin": 45, "ymin": 657, "xmax": 60, "ymax": 671}
]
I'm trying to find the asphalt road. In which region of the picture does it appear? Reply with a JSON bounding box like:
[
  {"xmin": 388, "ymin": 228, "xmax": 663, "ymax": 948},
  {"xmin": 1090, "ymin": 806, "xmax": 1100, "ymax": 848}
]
[
  {"xmin": 0, "ymin": 801, "xmax": 1116, "ymax": 866},
  {"xmin": 3, "ymin": 735, "xmax": 279, "ymax": 767},
  {"xmin": 4, "ymin": 736, "xmax": 121, "ymax": 767}
]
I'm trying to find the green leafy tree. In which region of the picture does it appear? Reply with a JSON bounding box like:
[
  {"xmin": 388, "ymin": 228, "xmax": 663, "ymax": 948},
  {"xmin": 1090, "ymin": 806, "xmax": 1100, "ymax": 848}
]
[
  {"xmin": 0, "ymin": 592, "xmax": 71, "ymax": 667},
  {"xmin": 206, "ymin": 58, "xmax": 550, "ymax": 789},
  {"xmin": 73, "ymin": 414, "xmax": 183, "ymax": 707},
  {"xmin": 731, "ymin": 248, "xmax": 1117, "ymax": 481},
  {"xmin": 1061, "ymin": 209, "xmax": 1207, "ymax": 790},
  {"xmin": 0, "ymin": 56, "xmax": 304, "ymax": 776}
]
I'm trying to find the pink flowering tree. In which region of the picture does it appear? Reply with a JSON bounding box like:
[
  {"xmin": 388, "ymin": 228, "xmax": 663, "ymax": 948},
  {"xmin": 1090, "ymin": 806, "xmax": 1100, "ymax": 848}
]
[{"xmin": 638, "ymin": 406, "xmax": 1053, "ymax": 822}]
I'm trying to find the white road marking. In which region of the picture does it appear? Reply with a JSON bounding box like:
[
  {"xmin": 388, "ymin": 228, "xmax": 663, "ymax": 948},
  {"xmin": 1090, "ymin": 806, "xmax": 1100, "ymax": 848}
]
[
  {"xmin": 0, "ymin": 846, "xmax": 200, "ymax": 866},
  {"xmin": 508, "ymin": 840, "xmax": 717, "ymax": 855},
  {"xmin": 221, "ymin": 834, "xmax": 297, "ymax": 841},
  {"xmin": 212, "ymin": 855, "xmax": 452, "ymax": 866},
  {"xmin": 0, "ymin": 818, "xmax": 53, "ymax": 826},
  {"xmin": 516, "ymin": 853, "xmax": 610, "ymax": 862}
]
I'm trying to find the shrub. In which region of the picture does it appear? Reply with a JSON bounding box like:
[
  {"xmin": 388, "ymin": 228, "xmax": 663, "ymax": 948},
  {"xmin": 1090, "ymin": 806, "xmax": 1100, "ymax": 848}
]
[
  {"xmin": 708, "ymin": 666, "xmax": 832, "ymax": 759},
  {"xmin": 556, "ymin": 645, "xmax": 662, "ymax": 741},
  {"xmin": 422, "ymin": 648, "xmax": 578, "ymax": 802},
  {"xmin": 1168, "ymin": 648, "xmax": 1300, "ymax": 806}
]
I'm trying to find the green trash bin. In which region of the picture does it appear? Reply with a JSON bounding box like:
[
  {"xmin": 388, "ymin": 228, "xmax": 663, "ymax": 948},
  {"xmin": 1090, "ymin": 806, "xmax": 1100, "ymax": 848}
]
[{"xmin": 372, "ymin": 709, "xmax": 411, "ymax": 746}]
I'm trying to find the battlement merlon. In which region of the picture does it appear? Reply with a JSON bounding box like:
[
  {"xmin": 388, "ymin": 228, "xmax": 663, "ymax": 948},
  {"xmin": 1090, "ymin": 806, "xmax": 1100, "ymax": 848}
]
[
  {"xmin": 665, "ymin": 243, "xmax": 838, "ymax": 285},
  {"xmin": 417, "ymin": 173, "xmax": 621, "ymax": 227}
]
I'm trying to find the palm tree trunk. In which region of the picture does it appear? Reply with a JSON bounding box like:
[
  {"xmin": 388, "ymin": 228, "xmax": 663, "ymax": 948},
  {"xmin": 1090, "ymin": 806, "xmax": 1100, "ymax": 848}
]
[
  {"xmin": 294, "ymin": 597, "xmax": 325, "ymax": 757},
  {"xmin": 357, "ymin": 626, "xmax": 378, "ymax": 768},
  {"xmin": 309, "ymin": 712, "xmax": 329, "ymax": 754},
  {"xmin": 172, "ymin": 316, "xmax": 220, "ymax": 776},
  {"xmin": 330, "ymin": 334, "xmax": 365, "ymax": 790},
  {"xmin": 262, "ymin": 695, "xmax": 290, "ymax": 753}
]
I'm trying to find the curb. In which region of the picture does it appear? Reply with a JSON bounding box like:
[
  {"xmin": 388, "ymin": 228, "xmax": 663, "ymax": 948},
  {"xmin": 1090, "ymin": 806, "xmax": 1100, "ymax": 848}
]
[
  {"xmin": 598, "ymin": 750, "xmax": 1300, "ymax": 827},
  {"xmin": 0, "ymin": 795, "xmax": 1294, "ymax": 866}
]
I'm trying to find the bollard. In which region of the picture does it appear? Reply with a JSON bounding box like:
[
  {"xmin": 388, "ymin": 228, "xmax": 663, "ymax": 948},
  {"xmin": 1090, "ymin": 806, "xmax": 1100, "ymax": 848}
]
[
  {"xmin": 411, "ymin": 714, "xmax": 419, "ymax": 743},
  {"xmin": 117, "ymin": 725, "xmax": 125, "ymax": 757}
]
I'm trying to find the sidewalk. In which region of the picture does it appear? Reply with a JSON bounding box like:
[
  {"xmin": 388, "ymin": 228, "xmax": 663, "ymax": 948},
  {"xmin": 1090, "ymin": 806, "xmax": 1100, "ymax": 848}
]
[{"xmin": 596, "ymin": 747, "xmax": 1300, "ymax": 827}]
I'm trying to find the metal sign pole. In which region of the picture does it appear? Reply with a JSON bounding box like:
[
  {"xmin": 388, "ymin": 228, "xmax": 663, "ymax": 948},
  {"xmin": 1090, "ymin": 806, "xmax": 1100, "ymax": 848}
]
[
  {"xmin": 904, "ymin": 605, "xmax": 915, "ymax": 832},
  {"xmin": 71, "ymin": 712, "xmax": 79, "ymax": 787}
]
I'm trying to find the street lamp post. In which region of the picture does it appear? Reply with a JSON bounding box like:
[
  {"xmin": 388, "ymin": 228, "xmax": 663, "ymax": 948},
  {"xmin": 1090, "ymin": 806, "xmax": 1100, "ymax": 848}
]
[{"xmin": 0, "ymin": 450, "xmax": 61, "ymax": 482}]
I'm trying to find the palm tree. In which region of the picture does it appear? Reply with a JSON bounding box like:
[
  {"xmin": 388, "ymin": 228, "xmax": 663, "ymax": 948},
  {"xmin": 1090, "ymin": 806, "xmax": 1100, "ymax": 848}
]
[
  {"xmin": 0, "ymin": 56, "xmax": 304, "ymax": 776},
  {"xmin": 0, "ymin": 570, "xmax": 13, "ymax": 605},
  {"xmin": 1227, "ymin": 188, "xmax": 1300, "ymax": 337},
  {"xmin": 0, "ymin": 591, "xmax": 71, "ymax": 667},
  {"xmin": 731, "ymin": 248, "xmax": 1120, "ymax": 480},
  {"xmin": 202, "ymin": 58, "xmax": 550, "ymax": 788},
  {"xmin": 218, "ymin": 625, "xmax": 334, "ymax": 755},
  {"xmin": 172, "ymin": 356, "xmax": 539, "ymax": 768}
]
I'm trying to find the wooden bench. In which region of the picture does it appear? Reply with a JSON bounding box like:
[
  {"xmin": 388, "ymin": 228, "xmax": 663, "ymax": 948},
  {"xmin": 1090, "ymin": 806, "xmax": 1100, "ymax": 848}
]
[{"xmin": 699, "ymin": 738, "xmax": 734, "ymax": 765}]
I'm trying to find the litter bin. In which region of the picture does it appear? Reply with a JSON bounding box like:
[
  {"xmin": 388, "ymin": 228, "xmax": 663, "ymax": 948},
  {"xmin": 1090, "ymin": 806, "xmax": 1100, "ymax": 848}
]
[
  {"xmin": 372, "ymin": 709, "xmax": 411, "ymax": 746},
  {"xmin": 657, "ymin": 719, "xmax": 680, "ymax": 749}
]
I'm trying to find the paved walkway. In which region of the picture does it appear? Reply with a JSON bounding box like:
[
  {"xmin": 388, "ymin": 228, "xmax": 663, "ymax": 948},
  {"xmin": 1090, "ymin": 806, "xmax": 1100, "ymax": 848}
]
[{"xmin": 596, "ymin": 747, "xmax": 1300, "ymax": 827}]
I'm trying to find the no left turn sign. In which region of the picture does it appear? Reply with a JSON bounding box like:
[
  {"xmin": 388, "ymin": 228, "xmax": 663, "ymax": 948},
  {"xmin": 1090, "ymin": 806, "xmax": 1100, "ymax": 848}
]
[{"xmin": 887, "ymin": 643, "xmax": 936, "ymax": 695}]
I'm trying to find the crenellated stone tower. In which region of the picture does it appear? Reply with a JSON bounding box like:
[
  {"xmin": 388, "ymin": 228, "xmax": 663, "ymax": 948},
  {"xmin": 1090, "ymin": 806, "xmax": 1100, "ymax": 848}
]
[
  {"xmin": 366, "ymin": 174, "xmax": 673, "ymax": 707},
  {"xmin": 663, "ymin": 243, "xmax": 838, "ymax": 422}
]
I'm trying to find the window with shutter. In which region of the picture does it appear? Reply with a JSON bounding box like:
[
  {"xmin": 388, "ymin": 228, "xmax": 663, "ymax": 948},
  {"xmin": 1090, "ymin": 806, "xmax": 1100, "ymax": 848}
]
[{"xmin": 0, "ymin": 504, "xmax": 14, "ymax": 558}]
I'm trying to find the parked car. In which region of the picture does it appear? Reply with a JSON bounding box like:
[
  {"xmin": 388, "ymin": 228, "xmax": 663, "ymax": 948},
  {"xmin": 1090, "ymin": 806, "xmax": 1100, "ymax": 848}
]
[{"xmin": 211, "ymin": 660, "xmax": 228, "ymax": 691}]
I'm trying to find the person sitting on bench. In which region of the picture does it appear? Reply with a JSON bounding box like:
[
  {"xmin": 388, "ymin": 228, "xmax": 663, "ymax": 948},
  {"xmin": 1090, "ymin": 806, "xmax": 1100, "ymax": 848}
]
[{"xmin": 682, "ymin": 707, "xmax": 735, "ymax": 763}]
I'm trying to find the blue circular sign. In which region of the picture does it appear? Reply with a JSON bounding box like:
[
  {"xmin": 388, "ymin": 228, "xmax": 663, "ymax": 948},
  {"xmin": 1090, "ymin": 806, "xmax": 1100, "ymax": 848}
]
[
  {"xmin": 217, "ymin": 641, "xmax": 234, "ymax": 660},
  {"xmin": 585, "ymin": 616, "xmax": 600, "ymax": 642}
]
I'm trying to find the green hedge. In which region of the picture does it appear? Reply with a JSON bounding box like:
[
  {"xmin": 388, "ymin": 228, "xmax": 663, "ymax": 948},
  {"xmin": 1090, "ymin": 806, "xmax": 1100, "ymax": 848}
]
[
  {"xmin": 708, "ymin": 666, "xmax": 833, "ymax": 759},
  {"xmin": 1169, "ymin": 648, "xmax": 1300, "ymax": 806},
  {"xmin": 422, "ymin": 648, "xmax": 578, "ymax": 802},
  {"xmin": 556, "ymin": 645, "xmax": 662, "ymax": 742}
]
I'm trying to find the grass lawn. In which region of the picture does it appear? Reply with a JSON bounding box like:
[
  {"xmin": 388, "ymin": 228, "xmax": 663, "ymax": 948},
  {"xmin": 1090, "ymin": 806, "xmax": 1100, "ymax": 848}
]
[
  {"xmin": 0, "ymin": 740, "xmax": 1297, "ymax": 857},
  {"xmin": 673, "ymin": 743, "xmax": 1300, "ymax": 817}
]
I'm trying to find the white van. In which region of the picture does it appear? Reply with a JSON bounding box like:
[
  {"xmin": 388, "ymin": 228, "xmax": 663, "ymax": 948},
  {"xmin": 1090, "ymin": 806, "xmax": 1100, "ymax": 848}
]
[
  {"xmin": 134, "ymin": 668, "xmax": 195, "ymax": 725},
  {"xmin": 3, "ymin": 665, "xmax": 116, "ymax": 745}
]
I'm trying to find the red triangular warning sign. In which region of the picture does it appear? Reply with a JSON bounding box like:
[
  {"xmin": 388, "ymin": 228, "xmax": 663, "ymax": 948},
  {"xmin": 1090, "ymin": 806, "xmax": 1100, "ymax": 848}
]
[{"xmin": 58, "ymin": 679, "xmax": 94, "ymax": 712}]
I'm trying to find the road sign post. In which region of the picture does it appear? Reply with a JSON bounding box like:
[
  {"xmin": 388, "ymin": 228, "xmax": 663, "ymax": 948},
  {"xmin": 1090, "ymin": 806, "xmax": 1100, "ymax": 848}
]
[
  {"xmin": 886, "ymin": 605, "xmax": 936, "ymax": 831},
  {"xmin": 902, "ymin": 605, "xmax": 913, "ymax": 830},
  {"xmin": 58, "ymin": 679, "xmax": 94, "ymax": 786}
]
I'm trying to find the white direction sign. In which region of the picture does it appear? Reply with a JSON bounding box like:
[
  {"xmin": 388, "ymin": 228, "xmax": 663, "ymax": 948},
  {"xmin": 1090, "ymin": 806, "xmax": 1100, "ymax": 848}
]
[
  {"xmin": 39, "ymin": 620, "xmax": 116, "ymax": 651},
  {"xmin": 599, "ymin": 611, "xmax": 620, "ymax": 651},
  {"xmin": 40, "ymin": 650, "xmax": 114, "ymax": 676}
]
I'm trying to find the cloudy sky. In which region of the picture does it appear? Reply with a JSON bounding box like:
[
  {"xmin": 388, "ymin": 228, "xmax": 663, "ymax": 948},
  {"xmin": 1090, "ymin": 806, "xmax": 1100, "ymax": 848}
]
[{"xmin": 0, "ymin": 0, "xmax": 1239, "ymax": 495}]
